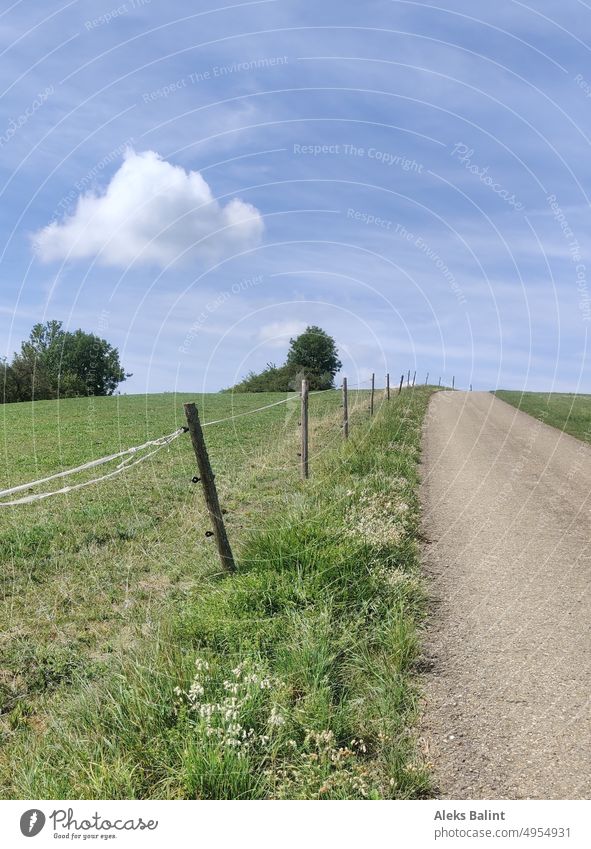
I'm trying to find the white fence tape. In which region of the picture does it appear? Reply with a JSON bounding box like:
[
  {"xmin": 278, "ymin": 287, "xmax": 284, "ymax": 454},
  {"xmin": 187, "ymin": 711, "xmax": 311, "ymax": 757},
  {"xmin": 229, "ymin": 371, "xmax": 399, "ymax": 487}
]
[
  {"xmin": 0, "ymin": 428, "xmax": 185, "ymax": 507},
  {"xmin": 0, "ymin": 383, "xmax": 370, "ymax": 506}
]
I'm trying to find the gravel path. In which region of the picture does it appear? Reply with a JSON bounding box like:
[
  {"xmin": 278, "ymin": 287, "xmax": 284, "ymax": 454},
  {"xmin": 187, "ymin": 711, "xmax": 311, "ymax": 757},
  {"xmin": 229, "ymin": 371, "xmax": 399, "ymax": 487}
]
[{"xmin": 420, "ymin": 391, "xmax": 591, "ymax": 799}]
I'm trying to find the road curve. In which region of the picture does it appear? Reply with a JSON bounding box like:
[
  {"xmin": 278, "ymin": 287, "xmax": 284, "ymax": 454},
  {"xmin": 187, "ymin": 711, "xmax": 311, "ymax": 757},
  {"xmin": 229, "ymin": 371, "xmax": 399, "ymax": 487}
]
[{"xmin": 420, "ymin": 391, "xmax": 591, "ymax": 799}]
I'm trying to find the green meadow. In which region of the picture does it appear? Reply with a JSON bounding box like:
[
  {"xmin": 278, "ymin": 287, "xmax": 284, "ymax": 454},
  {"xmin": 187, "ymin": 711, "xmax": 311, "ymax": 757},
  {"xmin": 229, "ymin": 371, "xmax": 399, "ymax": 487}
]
[
  {"xmin": 495, "ymin": 391, "xmax": 591, "ymax": 443},
  {"xmin": 0, "ymin": 387, "xmax": 432, "ymax": 799}
]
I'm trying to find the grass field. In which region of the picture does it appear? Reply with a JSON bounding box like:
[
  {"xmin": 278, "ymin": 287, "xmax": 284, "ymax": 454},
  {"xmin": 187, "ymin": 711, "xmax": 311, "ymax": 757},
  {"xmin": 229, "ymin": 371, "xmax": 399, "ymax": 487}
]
[
  {"xmin": 0, "ymin": 386, "xmax": 433, "ymax": 799},
  {"xmin": 495, "ymin": 391, "xmax": 591, "ymax": 443}
]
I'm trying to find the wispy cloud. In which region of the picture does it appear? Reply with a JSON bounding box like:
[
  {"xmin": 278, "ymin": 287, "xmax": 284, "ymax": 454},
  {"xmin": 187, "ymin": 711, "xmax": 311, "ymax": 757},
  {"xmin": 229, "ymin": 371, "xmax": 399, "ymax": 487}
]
[{"xmin": 258, "ymin": 319, "xmax": 307, "ymax": 347}]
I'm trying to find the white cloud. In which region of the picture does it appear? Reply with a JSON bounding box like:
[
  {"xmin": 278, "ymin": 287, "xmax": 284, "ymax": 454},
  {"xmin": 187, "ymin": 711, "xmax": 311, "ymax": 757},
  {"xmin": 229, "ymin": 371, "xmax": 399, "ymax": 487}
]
[
  {"xmin": 33, "ymin": 149, "xmax": 264, "ymax": 268},
  {"xmin": 258, "ymin": 320, "xmax": 307, "ymax": 348}
]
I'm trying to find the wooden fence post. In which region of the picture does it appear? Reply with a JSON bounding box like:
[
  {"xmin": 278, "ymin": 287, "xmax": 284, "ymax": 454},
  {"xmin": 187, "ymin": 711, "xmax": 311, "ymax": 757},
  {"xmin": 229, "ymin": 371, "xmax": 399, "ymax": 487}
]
[
  {"xmin": 412, "ymin": 370, "xmax": 416, "ymax": 387},
  {"xmin": 386, "ymin": 372, "xmax": 390, "ymax": 400},
  {"xmin": 438, "ymin": 376, "xmax": 441, "ymax": 387},
  {"xmin": 342, "ymin": 377, "xmax": 349, "ymax": 439},
  {"xmin": 452, "ymin": 375, "xmax": 455, "ymax": 390},
  {"xmin": 399, "ymin": 374, "xmax": 404, "ymax": 394},
  {"xmin": 407, "ymin": 370, "xmax": 410, "ymax": 388},
  {"xmin": 425, "ymin": 372, "xmax": 429, "ymax": 385},
  {"xmin": 184, "ymin": 402, "xmax": 236, "ymax": 574},
  {"xmin": 370, "ymin": 373, "xmax": 375, "ymax": 416},
  {"xmin": 301, "ymin": 378, "xmax": 309, "ymax": 478}
]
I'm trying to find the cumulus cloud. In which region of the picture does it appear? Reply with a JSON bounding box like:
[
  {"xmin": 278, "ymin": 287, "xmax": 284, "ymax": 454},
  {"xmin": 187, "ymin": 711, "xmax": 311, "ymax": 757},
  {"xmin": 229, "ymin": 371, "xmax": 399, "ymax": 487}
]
[
  {"xmin": 33, "ymin": 149, "xmax": 264, "ymax": 268},
  {"xmin": 258, "ymin": 320, "xmax": 308, "ymax": 348}
]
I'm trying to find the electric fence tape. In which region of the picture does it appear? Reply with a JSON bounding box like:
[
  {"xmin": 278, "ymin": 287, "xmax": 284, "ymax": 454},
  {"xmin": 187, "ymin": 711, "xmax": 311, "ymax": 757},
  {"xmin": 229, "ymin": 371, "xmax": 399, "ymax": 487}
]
[{"xmin": 0, "ymin": 382, "xmax": 370, "ymax": 506}]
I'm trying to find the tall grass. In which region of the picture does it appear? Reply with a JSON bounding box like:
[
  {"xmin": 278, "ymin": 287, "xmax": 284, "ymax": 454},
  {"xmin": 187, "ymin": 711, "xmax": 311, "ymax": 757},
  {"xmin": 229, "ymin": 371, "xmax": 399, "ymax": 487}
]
[{"xmin": 1, "ymin": 388, "xmax": 433, "ymax": 799}]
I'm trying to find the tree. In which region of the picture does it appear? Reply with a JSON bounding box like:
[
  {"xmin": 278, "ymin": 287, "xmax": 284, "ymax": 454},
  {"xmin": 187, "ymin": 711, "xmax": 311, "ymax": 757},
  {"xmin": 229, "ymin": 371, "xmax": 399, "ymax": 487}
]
[
  {"xmin": 54, "ymin": 328, "xmax": 129, "ymax": 396},
  {"xmin": 285, "ymin": 326, "xmax": 342, "ymax": 390},
  {"xmin": 12, "ymin": 320, "xmax": 62, "ymax": 400},
  {"xmin": 0, "ymin": 359, "xmax": 20, "ymax": 404},
  {"xmin": 231, "ymin": 326, "xmax": 341, "ymax": 392},
  {"xmin": 3, "ymin": 321, "xmax": 130, "ymax": 402},
  {"xmin": 4, "ymin": 354, "xmax": 53, "ymax": 402}
]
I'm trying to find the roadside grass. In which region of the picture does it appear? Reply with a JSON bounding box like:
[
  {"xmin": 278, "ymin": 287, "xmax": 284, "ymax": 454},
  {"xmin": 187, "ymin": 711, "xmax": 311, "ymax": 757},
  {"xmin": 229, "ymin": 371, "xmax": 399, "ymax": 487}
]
[
  {"xmin": 495, "ymin": 391, "xmax": 591, "ymax": 443},
  {"xmin": 0, "ymin": 387, "xmax": 433, "ymax": 799}
]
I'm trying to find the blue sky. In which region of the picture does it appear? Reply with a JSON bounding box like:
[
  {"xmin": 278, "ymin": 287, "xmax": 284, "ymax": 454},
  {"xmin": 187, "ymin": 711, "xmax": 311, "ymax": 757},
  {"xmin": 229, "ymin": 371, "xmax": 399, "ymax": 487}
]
[{"xmin": 1, "ymin": 0, "xmax": 590, "ymax": 393}]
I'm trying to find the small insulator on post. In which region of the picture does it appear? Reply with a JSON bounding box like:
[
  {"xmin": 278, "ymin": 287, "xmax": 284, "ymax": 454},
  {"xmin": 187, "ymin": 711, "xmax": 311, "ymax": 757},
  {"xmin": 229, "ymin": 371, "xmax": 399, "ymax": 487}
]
[
  {"xmin": 205, "ymin": 530, "xmax": 214, "ymax": 537},
  {"xmin": 192, "ymin": 476, "xmax": 201, "ymax": 483}
]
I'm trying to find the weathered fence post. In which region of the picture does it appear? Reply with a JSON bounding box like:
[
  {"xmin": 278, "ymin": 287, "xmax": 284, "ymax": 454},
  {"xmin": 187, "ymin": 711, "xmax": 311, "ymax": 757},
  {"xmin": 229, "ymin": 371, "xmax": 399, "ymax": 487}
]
[
  {"xmin": 412, "ymin": 370, "xmax": 416, "ymax": 387},
  {"xmin": 425, "ymin": 372, "xmax": 429, "ymax": 385},
  {"xmin": 399, "ymin": 374, "xmax": 404, "ymax": 394},
  {"xmin": 342, "ymin": 377, "xmax": 349, "ymax": 439},
  {"xmin": 386, "ymin": 372, "xmax": 390, "ymax": 400},
  {"xmin": 184, "ymin": 402, "xmax": 236, "ymax": 574},
  {"xmin": 452, "ymin": 375, "xmax": 455, "ymax": 390},
  {"xmin": 370, "ymin": 372, "xmax": 375, "ymax": 416},
  {"xmin": 301, "ymin": 378, "xmax": 309, "ymax": 478},
  {"xmin": 407, "ymin": 369, "xmax": 410, "ymax": 388},
  {"xmin": 438, "ymin": 376, "xmax": 441, "ymax": 387}
]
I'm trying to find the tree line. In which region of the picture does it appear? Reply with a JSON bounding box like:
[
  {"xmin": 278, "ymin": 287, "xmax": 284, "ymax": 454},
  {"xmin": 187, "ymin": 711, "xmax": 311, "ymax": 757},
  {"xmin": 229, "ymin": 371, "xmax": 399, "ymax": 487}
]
[
  {"xmin": 1, "ymin": 320, "xmax": 129, "ymax": 403},
  {"xmin": 1, "ymin": 322, "xmax": 341, "ymax": 402},
  {"xmin": 230, "ymin": 325, "xmax": 341, "ymax": 392}
]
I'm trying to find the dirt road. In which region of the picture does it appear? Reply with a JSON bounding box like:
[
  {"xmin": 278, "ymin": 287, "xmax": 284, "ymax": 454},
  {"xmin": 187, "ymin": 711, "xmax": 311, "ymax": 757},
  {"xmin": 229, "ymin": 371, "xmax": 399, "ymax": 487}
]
[{"xmin": 421, "ymin": 391, "xmax": 591, "ymax": 799}]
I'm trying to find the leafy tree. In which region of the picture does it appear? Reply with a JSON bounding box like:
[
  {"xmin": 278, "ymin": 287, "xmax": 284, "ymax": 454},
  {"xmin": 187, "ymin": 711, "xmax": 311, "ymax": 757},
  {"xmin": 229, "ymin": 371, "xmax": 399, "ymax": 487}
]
[
  {"xmin": 231, "ymin": 326, "xmax": 341, "ymax": 392},
  {"xmin": 0, "ymin": 359, "xmax": 20, "ymax": 404},
  {"xmin": 54, "ymin": 328, "xmax": 129, "ymax": 396},
  {"xmin": 4, "ymin": 354, "xmax": 53, "ymax": 402},
  {"xmin": 285, "ymin": 326, "xmax": 342, "ymax": 389},
  {"xmin": 2, "ymin": 321, "xmax": 130, "ymax": 402}
]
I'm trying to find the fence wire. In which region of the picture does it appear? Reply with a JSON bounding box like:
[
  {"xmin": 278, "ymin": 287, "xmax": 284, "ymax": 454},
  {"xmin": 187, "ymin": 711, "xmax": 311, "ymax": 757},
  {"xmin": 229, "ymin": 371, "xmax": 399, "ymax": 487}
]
[{"xmin": 0, "ymin": 381, "xmax": 374, "ymax": 506}]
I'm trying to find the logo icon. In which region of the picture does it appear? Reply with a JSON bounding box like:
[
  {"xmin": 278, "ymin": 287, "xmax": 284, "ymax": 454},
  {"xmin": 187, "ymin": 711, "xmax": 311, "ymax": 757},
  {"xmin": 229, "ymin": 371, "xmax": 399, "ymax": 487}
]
[{"xmin": 20, "ymin": 810, "xmax": 46, "ymax": 837}]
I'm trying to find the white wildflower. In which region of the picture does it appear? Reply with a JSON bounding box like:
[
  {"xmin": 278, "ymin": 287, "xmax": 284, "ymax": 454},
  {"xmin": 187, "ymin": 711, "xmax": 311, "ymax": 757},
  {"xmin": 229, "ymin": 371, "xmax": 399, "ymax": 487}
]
[
  {"xmin": 188, "ymin": 681, "xmax": 205, "ymax": 700},
  {"xmin": 269, "ymin": 706, "xmax": 285, "ymax": 727}
]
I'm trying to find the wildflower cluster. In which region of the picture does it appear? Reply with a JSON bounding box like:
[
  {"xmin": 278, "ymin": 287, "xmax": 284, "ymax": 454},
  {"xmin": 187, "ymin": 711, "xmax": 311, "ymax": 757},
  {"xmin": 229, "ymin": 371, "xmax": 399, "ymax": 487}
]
[
  {"xmin": 174, "ymin": 658, "xmax": 285, "ymax": 756},
  {"xmin": 269, "ymin": 730, "xmax": 372, "ymax": 799},
  {"xmin": 347, "ymin": 489, "xmax": 410, "ymax": 548},
  {"xmin": 174, "ymin": 657, "xmax": 375, "ymax": 797}
]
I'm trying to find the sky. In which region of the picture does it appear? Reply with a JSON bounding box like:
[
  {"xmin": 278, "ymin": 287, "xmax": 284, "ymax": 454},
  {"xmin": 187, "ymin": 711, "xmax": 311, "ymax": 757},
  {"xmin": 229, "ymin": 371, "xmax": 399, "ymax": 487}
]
[{"xmin": 1, "ymin": 0, "xmax": 590, "ymax": 393}]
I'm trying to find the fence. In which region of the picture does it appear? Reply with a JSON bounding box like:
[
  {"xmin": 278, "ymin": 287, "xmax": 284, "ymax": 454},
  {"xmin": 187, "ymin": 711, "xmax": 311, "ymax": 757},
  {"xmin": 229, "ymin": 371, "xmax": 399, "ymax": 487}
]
[{"xmin": 0, "ymin": 373, "xmax": 459, "ymax": 571}]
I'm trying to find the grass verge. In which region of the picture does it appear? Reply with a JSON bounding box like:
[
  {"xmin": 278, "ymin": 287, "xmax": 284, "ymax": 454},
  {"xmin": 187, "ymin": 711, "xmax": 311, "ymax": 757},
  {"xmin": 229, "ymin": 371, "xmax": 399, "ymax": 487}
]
[
  {"xmin": 495, "ymin": 390, "xmax": 591, "ymax": 444},
  {"xmin": 1, "ymin": 388, "xmax": 433, "ymax": 799}
]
